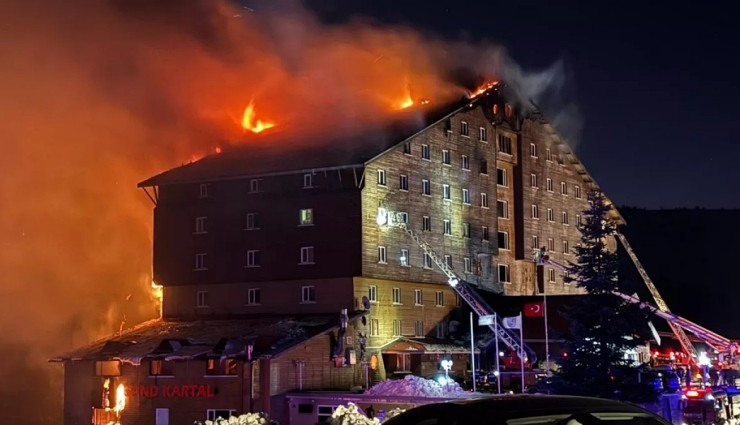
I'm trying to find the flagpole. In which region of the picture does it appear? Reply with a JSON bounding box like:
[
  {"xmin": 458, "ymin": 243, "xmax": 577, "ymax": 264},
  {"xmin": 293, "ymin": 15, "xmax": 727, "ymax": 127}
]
[
  {"xmin": 519, "ymin": 312, "xmax": 525, "ymax": 393},
  {"xmin": 470, "ymin": 312, "xmax": 476, "ymax": 392},
  {"xmin": 494, "ymin": 313, "xmax": 501, "ymax": 394},
  {"xmin": 544, "ymin": 289, "xmax": 550, "ymax": 377}
]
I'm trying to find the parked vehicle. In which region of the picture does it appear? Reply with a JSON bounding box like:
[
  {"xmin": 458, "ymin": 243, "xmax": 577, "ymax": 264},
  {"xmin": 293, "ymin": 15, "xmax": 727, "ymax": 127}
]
[
  {"xmin": 681, "ymin": 388, "xmax": 730, "ymax": 425},
  {"xmin": 383, "ymin": 394, "xmax": 671, "ymax": 425}
]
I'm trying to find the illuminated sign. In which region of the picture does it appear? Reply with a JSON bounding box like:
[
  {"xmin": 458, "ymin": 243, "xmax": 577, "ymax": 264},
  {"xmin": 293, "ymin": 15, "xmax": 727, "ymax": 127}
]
[{"xmin": 126, "ymin": 384, "xmax": 216, "ymax": 398}]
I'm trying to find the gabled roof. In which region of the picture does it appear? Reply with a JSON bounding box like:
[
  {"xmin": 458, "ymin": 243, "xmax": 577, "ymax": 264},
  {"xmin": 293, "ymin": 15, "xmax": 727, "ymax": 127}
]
[
  {"xmin": 380, "ymin": 337, "xmax": 478, "ymax": 354},
  {"xmin": 50, "ymin": 313, "xmax": 362, "ymax": 364}
]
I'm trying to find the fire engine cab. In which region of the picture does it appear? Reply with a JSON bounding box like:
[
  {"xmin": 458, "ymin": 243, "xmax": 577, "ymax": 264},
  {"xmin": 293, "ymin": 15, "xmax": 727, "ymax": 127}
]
[{"xmin": 681, "ymin": 388, "xmax": 740, "ymax": 425}]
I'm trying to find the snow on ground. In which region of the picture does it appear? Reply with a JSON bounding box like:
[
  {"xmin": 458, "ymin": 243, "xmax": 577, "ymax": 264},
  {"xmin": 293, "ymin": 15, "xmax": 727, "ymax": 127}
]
[{"xmin": 365, "ymin": 375, "xmax": 468, "ymax": 398}]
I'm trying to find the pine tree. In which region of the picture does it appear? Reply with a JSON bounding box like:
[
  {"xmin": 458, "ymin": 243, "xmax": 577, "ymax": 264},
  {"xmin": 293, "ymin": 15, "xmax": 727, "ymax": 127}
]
[{"xmin": 551, "ymin": 190, "xmax": 656, "ymax": 402}]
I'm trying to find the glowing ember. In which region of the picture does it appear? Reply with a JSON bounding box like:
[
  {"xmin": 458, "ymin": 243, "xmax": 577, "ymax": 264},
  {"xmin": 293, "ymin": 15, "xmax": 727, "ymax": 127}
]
[
  {"xmin": 215, "ymin": 146, "xmax": 222, "ymax": 154},
  {"xmin": 241, "ymin": 99, "xmax": 275, "ymax": 134},
  {"xmin": 468, "ymin": 81, "xmax": 499, "ymax": 99},
  {"xmin": 114, "ymin": 383, "xmax": 126, "ymax": 416}
]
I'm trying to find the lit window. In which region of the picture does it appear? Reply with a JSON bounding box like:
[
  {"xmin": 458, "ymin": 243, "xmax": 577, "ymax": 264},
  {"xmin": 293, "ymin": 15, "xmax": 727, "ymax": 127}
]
[
  {"xmin": 498, "ymin": 134, "xmax": 512, "ymax": 154},
  {"xmin": 530, "ymin": 143, "xmax": 537, "ymax": 157},
  {"xmin": 194, "ymin": 253, "xmax": 207, "ymax": 271},
  {"xmin": 479, "ymin": 127, "xmax": 487, "ymax": 142},
  {"xmin": 498, "ymin": 231, "xmax": 509, "ymax": 250},
  {"xmin": 299, "ymin": 246, "xmax": 314, "ymax": 264},
  {"xmin": 480, "ymin": 193, "xmax": 489, "ymax": 208},
  {"xmin": 421, "ymin": 179, "xmax": 431, "ymax": 195},
  {"xmin": 421, "ymin": 144, "xmax": 430, "ymax": 160},
  {"xmin": 392, "ymin": 287, "xmax": 401, "ymax": 304},
  {"xmin": 497, "ymin": 200, "xmax": 508, "ymax": 218},
  {"xmin": 414, "ymin": 289, "xmax": 423, "ymax": 305},
  {"xmin": 497, "ymin": 168, "xmax": 507, "ymax": 186},
  {"xmin": 531, "ymin": 204, "xmax": 539, "ymax": 219},
  {"xmin": 245, "ymin": 212, "xmax": 260, "ymax": 230},
  {"xmin": 435, "ymin": 291, "xmax": 444, "ymax": 306},
  {"xmin": 378, "ymin": 246, "xmax": 387, "ymax": 264},
  {"xmin": 377, "ymin": 169, "xmax": 386, "ymax": 186},
  {"xmin": 498, "ymin": 264, "xmax": 510, "ymax": 283},
  {"xmin": 368, "ymin": 285, "xmax": 378, "ymax": 303},
  {"xmin": 482, "ymin": 226, "xmax": 490, "ymax": 241},
  {"xmin": 400, "ymin": 249, "xmax": 409, "ymax": 266},
  {"xmin": 301, "ymin": 285, "xmax": 316, "ymax": 303},
  {"xmin": 461, "ymin": 155, "xmax": 470, "ymax": 170},
  {"xmin": 247, "ymin": 288, "xmax": 261, "ymax": 305},
  {"xmin": 194, "ymin": 216, "xmax": 207, "ymax": 234},
  {"xmin": 422, "ymin": 216, "xmax": 431, "ymax": 231},
  {"xmin": 423, "ymin": 253, "xmax": 433, "ymax": 269},
  {"xmin": 299, "ymin": 208, "xmax": 313, "ymax": 226},
  {"xmin": 531, "ymin": 173, "xmax": 538, "ymax": 188},
  {"xmin": 460, "ymin": 121, "xmax": 469, "ymax": 136},
  {"xmin": 249, "ymin": 179, "xmax": 260, "ymax": 193},
  {"xmin": 196, "ymin": 290, "xmax": 208, "ymax": 307},
  {"xmin": 303, "ymin": 173, "xmax": 313, "ymax": 189},
  {"xmin": 399, "ymin": 174, "xmax": 409, "ymax": 191},
  {"xmin": 206, "ymin": 359, "xmax": 237, "ymax": 376},
  {"xmin": 149, "ymin": 360, "xmax": 173, "ymax": 376},
  {"xmin": 246, "ymin": 250, "xmax": 260, "ymax": 268},
  {"xmin": 442, "ymin": 184, "xmax": 451, "ymax": 200},
  {"xmin": 393, "ymin": 320, "xmax": 401, "ymax": 336},
  {"xmin": 443, "ymin": 219, "xmax": 452, "ymax": 235},
  {"xmin": 415, "ymin": 321, "xmax": 424, "ymax": 337},
  {"xmin": 442, "ymin": 150, "xmax": 451, "ymax": 165}
]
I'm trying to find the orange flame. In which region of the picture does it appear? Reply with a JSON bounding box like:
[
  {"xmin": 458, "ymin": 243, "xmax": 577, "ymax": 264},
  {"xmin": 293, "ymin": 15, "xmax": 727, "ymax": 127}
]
[
  {"xmin": 397, "ymin": 84, "xmax": 414, "ymax": 109},
  {"xmin": 114, "ymin": 383, "xmax": 126, "ymax": 416},
  {"xmin": 469, "ymin": 81, "xmax": 499, "ymax": 99},
  {"xmin": 241, "ymin": 99, "xmax": 275, "ymax": 134}
]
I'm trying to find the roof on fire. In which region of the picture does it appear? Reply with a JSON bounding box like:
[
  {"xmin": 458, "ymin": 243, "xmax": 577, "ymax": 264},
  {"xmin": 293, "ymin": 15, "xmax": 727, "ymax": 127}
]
[{"xmin": 49, "ymin": 312, "xmax": 363, "ymax": 365}]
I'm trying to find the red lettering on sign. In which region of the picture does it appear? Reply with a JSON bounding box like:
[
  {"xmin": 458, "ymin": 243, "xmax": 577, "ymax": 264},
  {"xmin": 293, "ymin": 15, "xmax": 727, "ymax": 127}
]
[
  {"xmin": 126, "ymin": 384, "xmax": 215, "ymax": 398},
  {"xmin": 181, "ymin": 385, "xmax": 190, "ymax": 398},
  {"xmin": 196, "ymin": 385, "xmax": 207, "ymax": 397}
]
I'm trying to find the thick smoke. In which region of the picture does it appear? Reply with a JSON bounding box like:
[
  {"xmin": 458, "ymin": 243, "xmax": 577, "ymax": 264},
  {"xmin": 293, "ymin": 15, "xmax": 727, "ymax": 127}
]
[{"xmin": 0, "ymin": 1, "xmax": 573, "ymax": 423}]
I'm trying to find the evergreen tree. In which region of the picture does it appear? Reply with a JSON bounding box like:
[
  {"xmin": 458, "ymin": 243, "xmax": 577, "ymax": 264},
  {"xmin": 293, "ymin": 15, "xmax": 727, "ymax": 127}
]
[{"xmin": 551, "ymin": 190, "xmax": 656, "ymax": 402}]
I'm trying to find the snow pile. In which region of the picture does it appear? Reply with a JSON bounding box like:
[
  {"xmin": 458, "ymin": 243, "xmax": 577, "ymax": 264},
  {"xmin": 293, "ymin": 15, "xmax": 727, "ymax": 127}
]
[
  {"xmin": 365, "ymin": 375, "xmax": 467, "ymax": 398},
  {"xmin": 328, "ymin": 403, "xmax": 381, "ymax": 425},
  {"xmin": 199, "ymin": 411, "xmax": 277, "ymax": 425}
]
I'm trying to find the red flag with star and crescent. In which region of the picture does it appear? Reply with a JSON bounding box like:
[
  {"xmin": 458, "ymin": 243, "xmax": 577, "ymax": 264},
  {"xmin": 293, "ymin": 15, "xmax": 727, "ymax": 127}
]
[{"xmin": 524, "ymin": 302, "xmax": 544, "ymax": 317}]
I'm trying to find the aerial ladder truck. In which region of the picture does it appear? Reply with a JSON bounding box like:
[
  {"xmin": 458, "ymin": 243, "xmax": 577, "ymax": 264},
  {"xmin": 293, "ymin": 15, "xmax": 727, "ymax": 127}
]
[{"xmin": 376, "ymin": 207, "xmax": 538, "ymax": 367}]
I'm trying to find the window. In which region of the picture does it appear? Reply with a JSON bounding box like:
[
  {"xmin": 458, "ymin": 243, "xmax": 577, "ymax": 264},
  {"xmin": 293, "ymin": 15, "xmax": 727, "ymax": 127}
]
[
  {"xmin": 249, "ymin": 179, "xmax": 260, "ymax": 193},
  {"xmin": 247, "ymin": 288, "xmax": 261, "ymax": 305},
  {"xmin": 435, "ymin": 291, "xmax": 444, "ymax": 306},
  {"xmin": 149, "ymin": 360, "xmax": 174, "ymax": 377},
  {"xmin": 532, "ymin": 235, "xmax": 539, "ymax": 250},
  {"xmin": 561, "ymin": 181, "xmax": 567, "ymax": 195},
  {"xmin": 462, "ymin": 188, "xmax": 470, "ymax": 204},
  {"xmin": 399, "ymin": 174, "xmax": 408, "ymax": 191},
  {"xmin": 198, "ymin": 183, "xmax": 210, "ymax": 198},
  {"xmin": 548, "ymin": 238, "xmax": 555, "ymax": 252},
  {"xmin": 196, "ymin": 290, "xmax": 208, "ymax": 307},
  {"xmin": 194, "ymin": 216, "xmax": 207, "ymax": 234},
  {"xmin": 194, "ymin": 253, "xmax": 207, "ymax": 271},
  {"xmin": 442, "ymin": 149, "xmax": 451, "ymax": 165},
  {"xmin": 299, "ymin": 208, "xmax": 313, "ymax": 225},
  {"xmin": 301, "ymin": 285, "xmax": 316, "ymax": 303},
  {"xmin": 414, "ymin": 289, "xmax": 423, "ymax": 305},
  {"xmin": 480, "ymin": 159, "xmax": 488, "ymax": 175},
  {"xmin": 530, "ymin": 143, "xmax": 537, "ymax": 157},
  {"xmin": 369, "ymin": 319, "xmax": 379, "ymax": 336},
  {"xmin": 497, "ymin": 168, "xmax": 507, "ymax": 186},
  {"xmin": 421, "ymin": 144, "xmax": 430, "ymax": 160},
  {"xmin": 442, "ymin": 184, "xmax": 451, "ymax": 200},
  {"xmin": 94, "ymin": 361, "xmax": 121, "ymax": 377},
  {"xmin": 400, "ymin": 249, "xmax": 409, "ymax": 266},
  {"xmin": 548, "ymin": 268, "xmax": 556, "ymax": 283},
  {"xmin": 546, "ymin": 178, "xmax": 553, "ymax": 192},
  {"xmin": 482, "ymin": 226, "xmax": 490, "ymax": 241},
  {"xmin": 498, "ymin": 231, "xmax": 509, "ymax": 250},
  {"xmin": 206, "ymin": 359, "xmax": 237, "ymax": 374},
  {"xmin": 497, "ymin": 200, "xmax": 508, "ymax": 218},
  {"xmin": 575, "ymin": 185, "xmax": 582, "ymax": 198},
  {"xmin": 498, "ymin": 264, "xmax": 510, "ymax": 283},
  {"xmin": 576, "ymin": 214, "xmax": 582, "ymax": 226},
  {"xmin": 423, "ymin": 253, "xmax": 433, "ymax": 269},
  {"xmin": 377, "ymin": 169, "xmax": 386, "ymax": 186},
  {"xmin": 299, "ymin": 246, "xmax": 314, "ymax": 264},
  {"xmin": 368, "ymin": 285, "xmax": 378, "ymax": 303},
  {"xmin": 547, "ymin": 208, "xmax": 554, "ymax": 222},
  {"xmin": 207, "ymin": 410, "xmax": 237, "ymax": 421},
  {"xmin": 443, "ymin": 219, "xmax": 452, "ymax": 235},
  {"xmin": 461, "ymin": 155, "xmax": 470, "ymax": 170},
  {"xmin": 422, "ymin": 216, "xmax": 431, "ymax": 231},
  {"xmin": 436, "ymin": 322, "xmax": 446, "ymax": 338},
  {"xmin": 403, "ymin": 142, "xmax": 411, "ymax": 155},
  {"xmin": 562, "ymin": 211, "xmax": 569, "ymax": 225},
  {"xmin": 399, "ymin": 211, "xmax": 408, "ymax": 223},
  {"xmin": 392, "ymin": 320, "xmax": 402, "ymax": 336},
  {"xmin": 377, "ymin": 246, "xmax": 387, "ymax": 264},
  {"xmin": 421, "ymin": 179, "xmax": 431, "ymax": 195},
  {"xmin": 480, "ymin": 192, "xmax": 489, "ymax": 208},
  {"xmin": 245, "ymin": 212, "xmax": 260, "ymax": 230},
  {"xmin": 460, "ymin": 121, "xmax": 469, "ymax": 136},
  {"xmin": 392, "ymin": 287, "xmax": 401, "ymax": 304},
  {"xmin": 303, "ymin": 173, "xmax": 313, "ymax": 189},
  {"xmin": 562, "ymin": 240, "xmax": 570, "ymax": 255},
  {"xmin": 498, "ymin": 135, "xmax": 512, "ymax": 154},
  {"xmin": 462, "ymin": 222, "xmax": 470, "ymax": 237},
  {"xmin": 464, "ymin": 257, "xmax": 472, "ymax": 273},
  {"xmin": 546, "ymin": 148, "xmax": 553, "ymax": 162},
  {"xmin": 479, "ymin": 126, "xmax": 487, "ymax": 141},
  {"xmin": 444, "ymin": 255, "xmax": 453, "ymax": 268},
  {"xmin": 531, "ymin": 204, "xmax": 539, "ymax": 219},
  {"xmin": 531, "ymin": 173, "xmax": 538, "ymax": 188},
  {"xmin": 246, "ymin": 250, "xmax": 260, "ymax": 268},
  {"xmin": 415, "ymin": 321, "xmax": 424, "ymax": 337}
]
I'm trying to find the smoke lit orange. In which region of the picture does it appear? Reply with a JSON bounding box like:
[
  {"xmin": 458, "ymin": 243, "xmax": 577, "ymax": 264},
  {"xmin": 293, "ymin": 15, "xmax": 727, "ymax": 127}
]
[{"xmin": 241, "ymin": 100, "xmax": 275, "ymax": 134}]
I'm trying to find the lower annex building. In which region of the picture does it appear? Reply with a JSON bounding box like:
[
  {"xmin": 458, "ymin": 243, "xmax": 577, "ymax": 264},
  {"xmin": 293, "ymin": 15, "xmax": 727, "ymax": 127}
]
[{"xmin": 53, "ymin": 84, "xmax": 622, "ymax": 425}]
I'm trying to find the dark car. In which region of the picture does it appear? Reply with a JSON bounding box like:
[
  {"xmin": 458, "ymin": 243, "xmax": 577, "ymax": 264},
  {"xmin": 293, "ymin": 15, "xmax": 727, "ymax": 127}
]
[{"xmin": 383, "ymin": 395, "xmax": 670, "ymax": 425}]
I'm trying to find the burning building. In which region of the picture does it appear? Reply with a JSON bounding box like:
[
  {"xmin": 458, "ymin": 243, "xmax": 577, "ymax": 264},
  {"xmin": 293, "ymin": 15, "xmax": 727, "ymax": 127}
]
[{"xmin": 52, "ymin": 84, "xmax": 619, "ymax": 425}]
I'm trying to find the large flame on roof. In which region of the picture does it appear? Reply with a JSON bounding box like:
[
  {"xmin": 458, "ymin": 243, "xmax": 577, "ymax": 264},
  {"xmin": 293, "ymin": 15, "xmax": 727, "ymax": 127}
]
[
  {"xmin": 469, "ymin": 81, "xmax": 499, "ymax": 99},
  {"xmin": 241, "ymin": 100, "xmax": 275, "ymax": 134}
]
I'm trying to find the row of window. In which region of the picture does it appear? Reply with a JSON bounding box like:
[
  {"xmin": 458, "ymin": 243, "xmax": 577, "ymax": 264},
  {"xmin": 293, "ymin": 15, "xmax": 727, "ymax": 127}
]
[
  {"xmin": 197, "ymin": 172, "xmax": 322, "ymax": 199},
  {"xmin": 529, "ymin": 144, "xmax": 566, "ymax": 164},
  {"xmin": 195, "ymin": 284, "xmax": 317, "ymax": 308},
  {"xmin": 194, "ymin": 209, "xmax": 314, "ymax": 234},
  {"xmin": 367, "ymin": 318, "xmax": 435, "ymax": 338},
  {"xmin": 530, "ymin": 205, "xmax": 582, "ymax": 226},
  {"xmin": 532, "ymin": 235, "xmax": 576, "ymax": 255},
  {"xmin": 379, "ymin": 165, "xmax": 509, "ymax": 189},
  {"xmin": 193, "ymin": 246, "xmax": 315, "ymax": 271},
  {"xmin": 367, "ymin": 285, "xmax": 445, "ymax": 306},
  {"xmin": 530, "ymin": 174, "xmax": 582, "ymax": 198}
]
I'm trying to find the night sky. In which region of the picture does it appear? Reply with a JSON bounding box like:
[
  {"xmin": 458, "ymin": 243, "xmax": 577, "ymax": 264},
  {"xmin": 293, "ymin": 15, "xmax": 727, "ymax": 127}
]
[{"xmin": 307, "ymin": 0, "xmax": 740, "ymax": 209}]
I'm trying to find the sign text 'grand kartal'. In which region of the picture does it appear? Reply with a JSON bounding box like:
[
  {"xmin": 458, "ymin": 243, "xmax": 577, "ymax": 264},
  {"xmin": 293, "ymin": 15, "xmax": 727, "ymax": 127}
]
[{"xmin": 126, "ymin": 384, "xmax": 216, "ymax": 398}]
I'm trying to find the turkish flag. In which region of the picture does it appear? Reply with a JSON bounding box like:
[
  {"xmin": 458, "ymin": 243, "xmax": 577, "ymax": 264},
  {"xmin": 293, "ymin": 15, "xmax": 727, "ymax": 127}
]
[{"xmin": 524, "ymin": 302, "xmax": 544, "ymax": 317}]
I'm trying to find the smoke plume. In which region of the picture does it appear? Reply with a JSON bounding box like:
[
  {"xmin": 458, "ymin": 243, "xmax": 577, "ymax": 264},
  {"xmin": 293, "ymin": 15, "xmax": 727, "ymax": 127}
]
[{"xmin": 0, "ymin": 1, "xmax": 576, "ymax": 422}]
